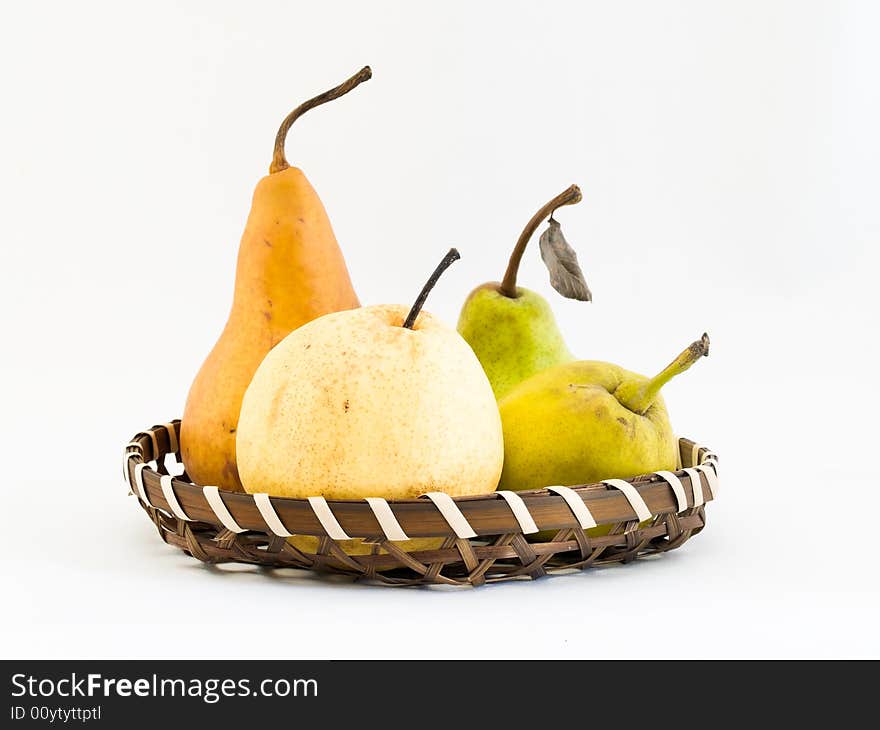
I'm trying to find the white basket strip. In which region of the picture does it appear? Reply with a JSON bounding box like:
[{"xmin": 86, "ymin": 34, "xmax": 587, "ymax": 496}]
[
  {"xmin": 546, "ymin": 486, "xmax": 597, "ymax": 529},
  {"xmin": 695, "ymin": 463, "xmax": 720, "ymax": 498},
  {"xmin": 307, "ymin": 496, "xmax": 352, "ymax": 541},
  {"xmin": 700, "ymin": 452, "xmax": 719, "ymax": 478},
  {"xmin": 602, "ymin": 479, "xmax": 653, "ymax": 522},
  {"xmin": 690, "ymin": 442, "xmax": 718, "ymax": 469},
  {"xmin": 253, "ymin": 493, "xmax": 294, "ymax": 537},
  {"xmin": 203, "ymin": 486, "xmax": 246, "ymax": 533},
  {"xmin": 122, "ymin": 446, "xmax": 140, "ymax": 482},
  {"xmin": 496, "ymin": 491, "xmax": 539, "ymax": 534},
  {"xmin": 364, "ymin": 497, "xmax": 409, "ymax": 541},
  {"xmin": 653, "ymin": 471, "xmax": 689, "ymax": 513},
  {"xmin": 682, "ymin": 468, "xmax": 705, "ymax": 507},
  {"xmin": 164, "ymin": 422, "xmax": 179, "ymax": 454},
  {"xmin": 122, "ymin": 452, "xmax": 134, "ymax": 484},
  {"xmin": 133, "ymin": 463, "xmax": 154, "ymax": 508},
  {"xmin": 160, "ymin": 474, "xmax": 194, "ymax": 522},
  {"xmin": 421, "ymin": 492, "xmax": 478, "ymax": 539}
]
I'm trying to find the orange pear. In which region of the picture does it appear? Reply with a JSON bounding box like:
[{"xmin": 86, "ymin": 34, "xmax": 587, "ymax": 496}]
[{"xmin": 181, "ymin": 67, "xmax": 371, "ymax": 491}]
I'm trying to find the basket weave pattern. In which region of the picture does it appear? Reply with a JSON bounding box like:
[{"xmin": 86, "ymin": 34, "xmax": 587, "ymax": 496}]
[{"xmin": 124, "ymin": 420, "xmax": 717, "ymax": 586}]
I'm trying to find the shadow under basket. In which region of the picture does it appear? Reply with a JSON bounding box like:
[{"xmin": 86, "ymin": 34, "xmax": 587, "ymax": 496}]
[{"xmin": 124, "ymin": 420, "xmax": 718, "ymax": 587}]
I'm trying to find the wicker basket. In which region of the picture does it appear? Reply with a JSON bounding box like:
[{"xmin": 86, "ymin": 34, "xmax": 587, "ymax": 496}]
[{"xmin": 123, "ymin": 420, "xmax": 718, "ymax": 587}]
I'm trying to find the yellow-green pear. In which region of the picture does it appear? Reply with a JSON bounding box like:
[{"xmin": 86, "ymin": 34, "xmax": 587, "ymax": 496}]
[
  {"xmin": 498, "ymin": 333, "xmax": 710, "ymax": 492},
  {"xmin": 457, "ymin": 185, "xmax": 591, "ymax": 399},
  {"xmin": 236, "ymin": 249, "xmax": 504, "ymax": 503}
]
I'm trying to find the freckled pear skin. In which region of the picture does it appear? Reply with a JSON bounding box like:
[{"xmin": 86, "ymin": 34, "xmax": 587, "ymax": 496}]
[
  {"xmin": 236, "ymin": 304, "xmax": 504, "ymax": 500},
  {"xmin": 497, "ymin": 334, "xmax": 710, "ymax": 492},
  {"xmin": 180, "ymin": 68, "xmax": 370, "ymax": 492},
  {"xmin": 180, "ymin": 170, "xmax": 359, "ymax": 491},
  {"xmin": 457, "ymin": 283, "xmax": 574, "ymax": 400},
  {"xmin": 498, "ymin": 361, "xmax": 676, "ymax": 490},
  {"xmin": 457, "ymin": 185, "xmax": 587, "ymax": 400}
]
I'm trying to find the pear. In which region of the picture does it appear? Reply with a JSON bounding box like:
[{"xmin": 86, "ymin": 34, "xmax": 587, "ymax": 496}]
[
  {"xmin": 181, "ymin": 67, "xmax": 370, "ymax": 491},
  {"xmin": 457, "ymin": 185, "xmax": 590, "ymax": 400},
  {"xmin": 236, "ymin": 250, "xmax": 503, "ymax": 557},
  {"xmin": 498, "ymin": 334, "xmax": 710, "ymax": 492}
]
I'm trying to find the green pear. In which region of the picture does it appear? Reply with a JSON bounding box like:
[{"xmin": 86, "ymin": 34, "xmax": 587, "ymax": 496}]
[
  {"xmin": 457, "ymin": 185, "xmax": 590, "ymax": 399},
  {"xmin": 498, "ymin": 333, "xmax": 710, "ymax": 492}
]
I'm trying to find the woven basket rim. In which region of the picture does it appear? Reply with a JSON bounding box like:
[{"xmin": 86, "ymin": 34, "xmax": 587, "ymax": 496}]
[
  {"xmin": 124, "ymin": 419, "xmax": 718, "ymax": 585},
  {"xmin": 124, "ymin": 419, "xmax": 717, "ymax": 539}
]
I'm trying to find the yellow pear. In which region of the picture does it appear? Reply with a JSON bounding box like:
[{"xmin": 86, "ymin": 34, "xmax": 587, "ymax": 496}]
[
  {"xmin": 236, "ymin": 250, "xmax": 504, "ymax": 508},
  {"xmin": 498, "ymin": 333, "xmax": 710, "ymax": 491},
  {"xmin": 497, "ymin": 333, "xmax": 709, "ymax": 540}
]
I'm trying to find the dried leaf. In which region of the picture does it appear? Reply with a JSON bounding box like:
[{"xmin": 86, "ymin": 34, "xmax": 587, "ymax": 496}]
[{"xmin": 538, "ymin": 218, "xmax": 592, "ymax": 301}]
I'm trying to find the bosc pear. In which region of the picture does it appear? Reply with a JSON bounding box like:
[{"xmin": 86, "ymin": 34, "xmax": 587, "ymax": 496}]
[
  {"xmin": 236, "ymin": 250, "xmax": 504, "ymax": 556},
  {"xmin": 181, "ymin": 67, "xmax": 371, "ymax": 492},
  {"xmin": 498, "ymin": 333, "xmax": 710, "ymax": 492},
  {"xmin": 457, "ymin": 185, "xmax": 591, "ymax": 399}
]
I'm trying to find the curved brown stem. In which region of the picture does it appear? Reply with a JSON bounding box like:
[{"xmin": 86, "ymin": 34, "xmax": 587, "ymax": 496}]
[
  {"xmin": 499, "ymin": 184, "xmax": 582, "ymax": 297},
  {"xmin": 270, "ymin": 65, "xmax": 373, "ymax": 174}
]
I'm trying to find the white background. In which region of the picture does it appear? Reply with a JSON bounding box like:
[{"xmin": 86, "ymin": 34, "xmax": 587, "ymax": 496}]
[{"xmin": 2, "ymin": 1, "xmax": 878, "ymax": 659}]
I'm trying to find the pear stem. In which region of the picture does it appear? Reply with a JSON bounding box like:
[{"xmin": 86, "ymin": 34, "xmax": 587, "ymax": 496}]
[
  {"xmin": 403, "ymin": 249, "xmax": 461, "ymax": 329},
  {"xmin": 617, "ymin": 333, "xmax": 711, "ymax": 415},
  {"xmin": 269, "ymin": 65, "xmax": 373, "ymax": 174},
  {"xmin": 498, "ymin": 184, "xmax": 582, "ymax": 298}
]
